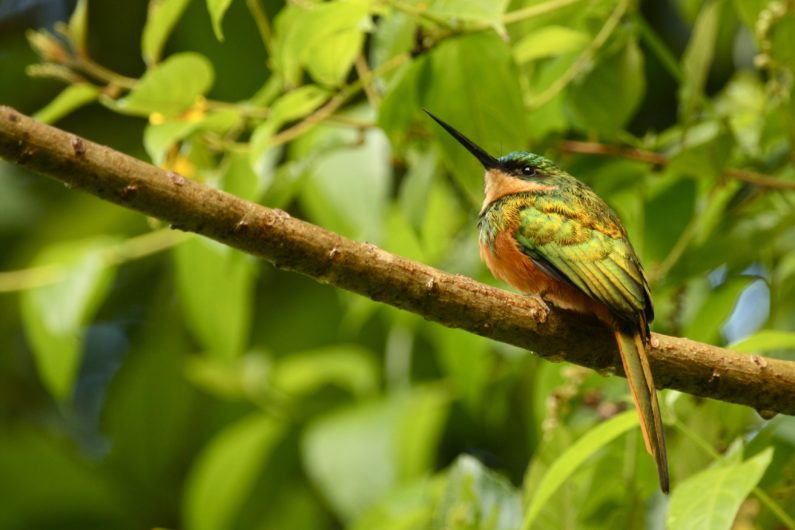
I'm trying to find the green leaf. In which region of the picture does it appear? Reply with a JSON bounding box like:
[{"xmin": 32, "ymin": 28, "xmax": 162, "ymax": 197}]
[
  {"xmin": 513, "ymin": 25, "xmax": 588, "ymax": 64},
  {"xmin": 141, "ymin": 0, "xmax": 192, "ymax": 65},
  {"xmin": 521, "ymin": 410, "xmax": 639, "ymax": 530},
  {"xmin": 679, "ymin": 0, "xmax": 722, "ymax": 121},
  {"xmin": 184, "ymin": 414, "xmax": 284, "ymax": 530},
  {"xmin": 33, "ymin": 83, "xmax": 99, "ymax": 124},
  {"xmin": 302, "ymin": 386, "xmax": 450, "ymax": 522},
  {"xmin": 423, "ymin": 32, "xmax": 526, "ymax": 203},
  {"xmin": 206, "ymin": 0, "xmax": 234, "ymax": 41},
  {"xmin": 567, "ymin": 37, "xmax": 645, "ymax": 136},
  {"xmin": 173, "ymin": 237, "xmax": 256, "ymax": 359},
  {"xmin": 20, "ymin": 237, "xmax": 118, "ymax": 401},
  {"xmin": 248, "ymin": 86, "xmax": 330, "ymax": 175},
  {"xmin": 272, "ymin": 345, "xmax": 378, "ymax": 398},
  {"xmin": 667, "ymin": 448, "xmax": 773, "ymax": 530},
  {"xmin": 118, "ymin": 52, "xmax": 214, "ymax": 118},
  {"xmin": 433, "ymin": 455, "xmax": 522, "ymax": 530},
  {"xmin": 270, "ymin": 85, "xmax": 331, "ymax": 124},
  {"xmin": 273, "ymin": 0, "xmax": 372, "ymax": 87},
  {"xmin": 730, "ymin": 330, "xmax": 795, "ymax": 353},
  {"xmin": 422, "ymin": 0, "xmax": 509, "ymax": 26}
]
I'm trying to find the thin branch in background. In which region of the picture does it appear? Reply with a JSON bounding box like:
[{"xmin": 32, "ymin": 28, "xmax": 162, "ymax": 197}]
[
  {"xmin": 0, "ymin": 228, "xmax": 190, "ymax": 292},
  {"xmin": 355, "ymin": 54, "xmax": 381, "ymax": 107},
  {"xmin": 560, "ymin": 139, "xmax": 795, "ymax": 191}
]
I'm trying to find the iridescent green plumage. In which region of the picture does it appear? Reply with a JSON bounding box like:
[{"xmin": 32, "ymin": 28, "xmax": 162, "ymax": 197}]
[{"xmin": 426, "ymin": 111, "xmax": 669, "ymax": 493}]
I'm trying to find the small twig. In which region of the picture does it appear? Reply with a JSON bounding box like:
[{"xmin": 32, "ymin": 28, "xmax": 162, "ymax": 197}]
[
  {"xmin": 0, "ymin": 228, "xmax": 189, "ymax": 292},
  {"xmin": 355, "ymin": 55, "xmax": 380, "ymax": 107}
]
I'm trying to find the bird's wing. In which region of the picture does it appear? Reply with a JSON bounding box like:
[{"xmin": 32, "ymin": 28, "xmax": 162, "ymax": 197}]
[{"xmin": 514, "ymin": 202, "xmax": 649, "ymax": 320}]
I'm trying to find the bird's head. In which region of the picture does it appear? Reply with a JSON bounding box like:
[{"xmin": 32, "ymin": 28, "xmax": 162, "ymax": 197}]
[{"xmin": 424, "ymin": 110, "xmax": 564, "ymax": 206}]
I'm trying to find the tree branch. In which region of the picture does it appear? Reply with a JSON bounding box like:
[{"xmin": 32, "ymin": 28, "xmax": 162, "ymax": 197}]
[{"xmin": 2, "ymin": 106, "xmax": 794, "ymax": 415}]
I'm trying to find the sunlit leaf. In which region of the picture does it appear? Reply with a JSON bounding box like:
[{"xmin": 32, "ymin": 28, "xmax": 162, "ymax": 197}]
[
  {"xmin": 142, "ymin": 0, "xmax": 192, "ymax": 64},
  {"xmin": 33, "ymin": 83, "xmax": 99, "ymax": 124},
  {"xmin": 423, "ymin": 0, "xmax": 509, "ymax": 26},
  {"xmin": 118, "ymin": 53, "xmax": 214, "ymax": 118},
  {"xmin": 21, "ymin": 237, "xmax": 118, "ymax": 401},
  {"xmin": 184, "ymin": 414, "xmax": 284, "ymax": 530},
  {"xmin": 67, "ymin": 0, "xmax": 88, "ymax": 55},
  {"xmin": 513, "ymin": 25, "xmax": 588, "ymax": 64},
  {"xmin": 667, "ymin": 448, "xmax": 773, "ymax": 530},
  {"xmin": 521, "ymin": 410, "xmax": 639, "ymax": 529},
  {"xmin": 567, "ymin": 38, "xmax": 645, "ymax": 136}
]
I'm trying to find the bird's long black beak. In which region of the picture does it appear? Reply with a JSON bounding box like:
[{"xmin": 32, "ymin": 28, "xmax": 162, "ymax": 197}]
[{"xmin": 423, "ymin": 109, "xmax": 500, "ymax": 170}]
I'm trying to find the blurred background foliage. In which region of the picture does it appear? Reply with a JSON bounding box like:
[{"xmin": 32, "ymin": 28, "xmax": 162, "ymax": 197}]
[{"xmin": 1, "ymin": 0, "xmax": 795, "ymax": 528}]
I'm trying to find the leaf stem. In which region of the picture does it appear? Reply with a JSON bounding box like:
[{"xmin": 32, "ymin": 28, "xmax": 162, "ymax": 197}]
[{"xmin": 0, "ymin": 228, "xmax": 189, "ymax": 293}]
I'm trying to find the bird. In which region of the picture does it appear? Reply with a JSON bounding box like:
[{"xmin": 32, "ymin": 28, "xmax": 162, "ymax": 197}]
[{"xmin": 425, "ymin": 110, "xmax": 669, "ymax": 493}]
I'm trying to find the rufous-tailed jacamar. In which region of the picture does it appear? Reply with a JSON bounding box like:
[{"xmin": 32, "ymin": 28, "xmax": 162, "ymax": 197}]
[{"xmin": 426, "ymin": 110, "xmax": 669, "ymax": 493}]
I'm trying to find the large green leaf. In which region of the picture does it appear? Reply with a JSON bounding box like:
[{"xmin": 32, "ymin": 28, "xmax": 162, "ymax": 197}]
[
  {"xmin": 118, "ymin": 52, "xmax": 214, "ymax": 117},
  {"xmin": 173, "ymin": 237, "xmax": 256, "ymax": 359},
  {"xmin": 20, "ymin": 237, "xmax": 118, "ymax": 401},
  {"xmin": 684, "ymin": 276, "xmax": 754, "ymax": 344},
  {"xmin": 184, "ymin": 414, "xmax": 284, "ymax": 530},
  {"xmin": 521, "ymin": 410, "xmax": 639, "ymax": 529},
  {"xmin": 272, "ymin": 0, "xmax": 373, "ymax": 87},
  {"xmin": 302, "ymin": 386, "xmax": 450, "ymax": 522},
  {"xmin": 567, "ymin": 37, "xmax": 645, "ymax": 137},
  {"xmin": 666, "ymin": 448, "xmax": 773, "ymax": 530},
  {"xmin": 299, "ymin": 126, "xmax": 392, "ymax": 242},
  {"xmin": 422, "ymin": 32, "xmax": 526, "ymax": 203}
]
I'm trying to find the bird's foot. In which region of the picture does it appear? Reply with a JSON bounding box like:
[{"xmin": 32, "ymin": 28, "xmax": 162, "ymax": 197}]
[{"xmin": 527, "ymin": 294, "xmax": 550, "ymax": 323}]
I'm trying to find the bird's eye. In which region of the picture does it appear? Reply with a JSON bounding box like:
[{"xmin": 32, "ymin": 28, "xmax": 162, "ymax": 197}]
[{"xmin": 521, "ymin": 166, "xmax": 536, "ymax": 176}]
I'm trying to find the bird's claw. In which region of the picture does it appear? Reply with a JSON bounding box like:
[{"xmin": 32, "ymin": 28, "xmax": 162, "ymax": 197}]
[{"xmin": 528, "ymin": 294, "xmax": 550, "ymax": 323}]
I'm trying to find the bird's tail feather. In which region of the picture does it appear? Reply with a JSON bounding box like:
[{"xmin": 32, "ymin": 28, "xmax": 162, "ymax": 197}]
[{"xmin": 615, "ymin": 330, "xmax": 669, "ymax": 493}]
